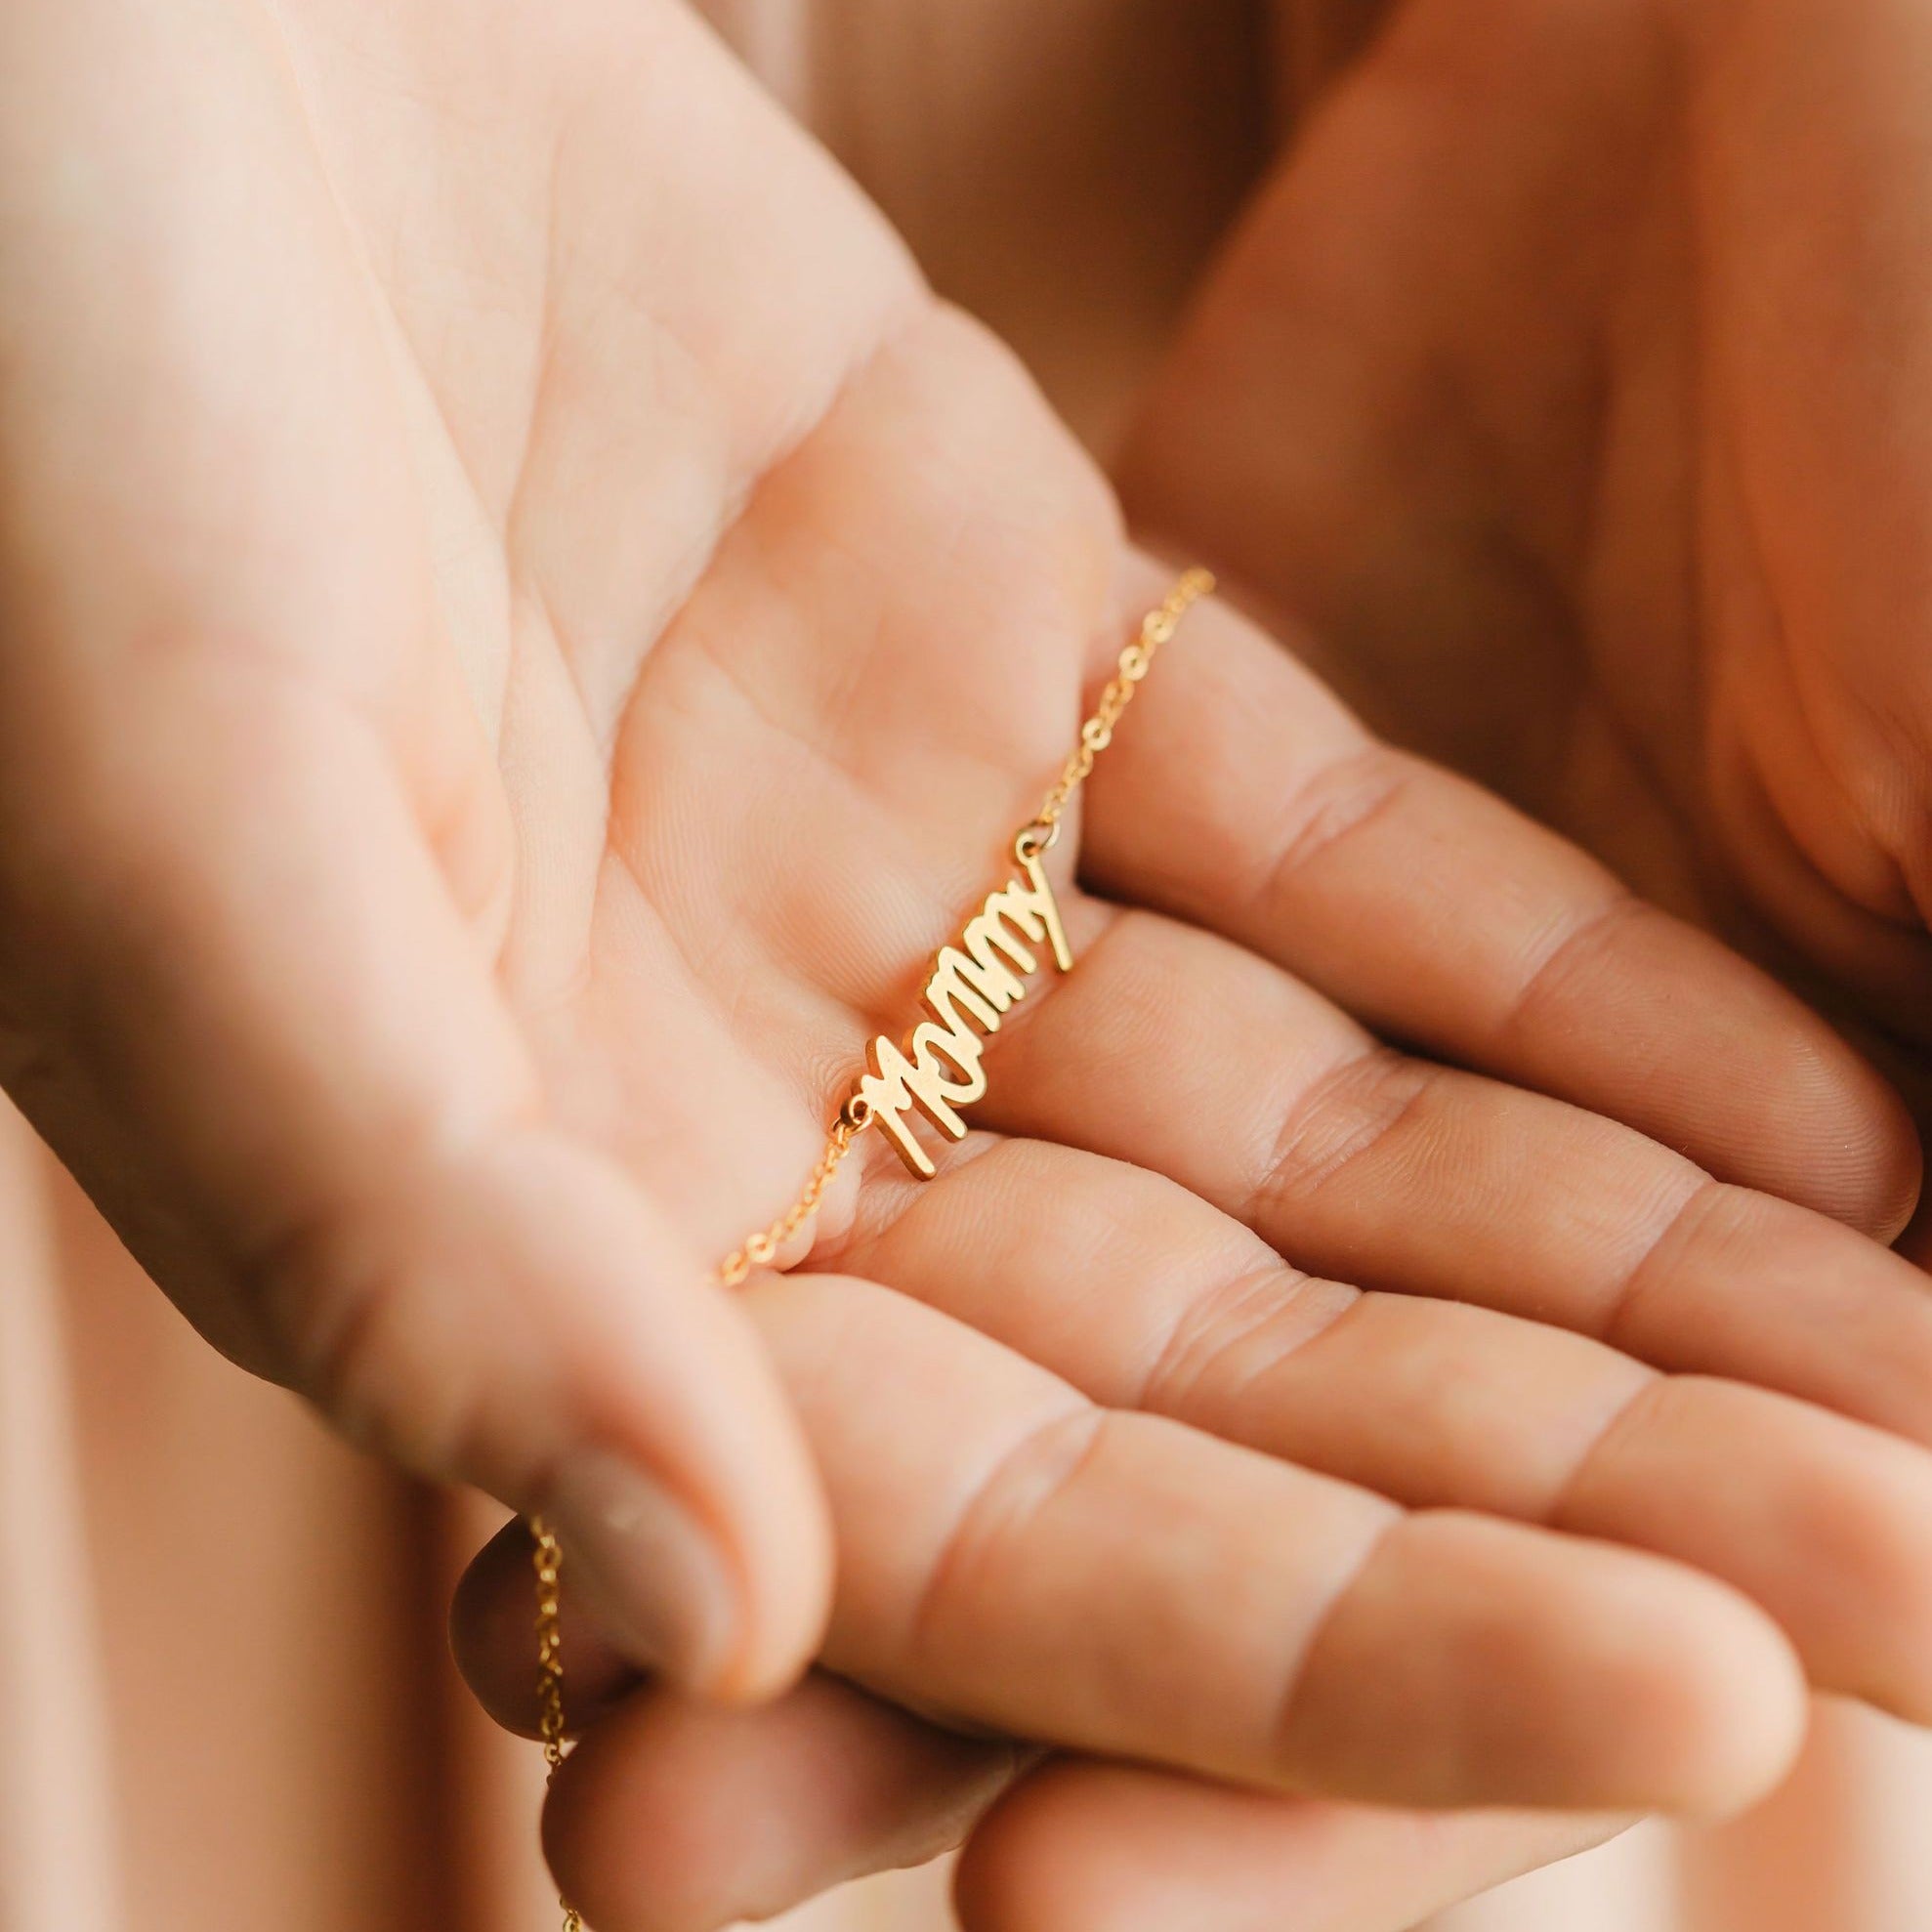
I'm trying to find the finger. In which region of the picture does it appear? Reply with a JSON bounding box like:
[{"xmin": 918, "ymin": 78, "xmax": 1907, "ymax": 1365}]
[
  {"xmin": 975, "ymin": 900, "xmax": 1932, "ymax": 1449},
  {"xmin": 455, "ymin": 1528, "xmax": 1614, "ymax": 1932},
  {"xmin": 452, "ymin": 1523, "xmax": 1019, "ymax": 1932},
  {"xmin": 452, "ymin": 1517, "xmax": 643, "ymax": 1740},
  {"xmin": 544, "ymin": 1677, "xmax": 1014, "ymax": 1932},
  {"xmin": 842, "ymin": 1137, "xmax": 1932, "ymax": 1721},
  {"xmin": 749, "ymin": 1272, "xmax": 1803, "ymax": 1812},
  {"xmin": 0, "ymin": 6, "xmax": 831, "ymax": 1699},
  {"xmin": 456, "ymin": 1526, "xmax": 1619, "ymax": 1932},
  {"xmin": 0, "ymin": 660, "xmax": 828, "ymax": 1700},
  {"xmin": 958, "ymin": 1758, "xmax": 1624, "ymax": 1932},
  {"xmin": 1082, "ymin": 571, "xmax": 1919, "ymax": 1239}
]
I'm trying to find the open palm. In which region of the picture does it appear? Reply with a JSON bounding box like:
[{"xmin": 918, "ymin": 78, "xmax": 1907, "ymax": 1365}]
[
  {"xmin": 1095, "ymin": 0, "xmax": 1932, "ymax": 1920},
  {"xmin": 12, "ymin": 3, "xmax": 1932, "ymax": 1927}
]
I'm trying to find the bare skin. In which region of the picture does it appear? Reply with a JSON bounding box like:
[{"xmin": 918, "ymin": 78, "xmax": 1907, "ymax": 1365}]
[
  {"xmin": 1129, "ymin": 0, "xmax": 1932, "ymax": 1116},
  {"xmin": 953, "ymin": 0, "xmax": 1932, "ymax": 1922},
  {"xmin": 415, "ymin": 5, "xmax": 1932, "ymax": 1928},
  {"xmin": 5, "ymin": 0, "xmax": 1929, "ymax": 1922}
]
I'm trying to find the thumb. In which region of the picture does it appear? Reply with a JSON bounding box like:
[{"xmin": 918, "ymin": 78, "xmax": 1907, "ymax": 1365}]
[{"xmin": 0, "ymin": 651, "xmax": 831, "ymax": 1701}]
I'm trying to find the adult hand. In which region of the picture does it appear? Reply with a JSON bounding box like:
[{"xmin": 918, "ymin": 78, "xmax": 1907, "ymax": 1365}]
[
  {"xmin": 454, "ymin": 1585, "xmax": 1622, "ymax": 1932},
  {"xmin": 1128, "ymin": 0, "xmax": 1932, "ymax": 1145},
  {"xmin": 9, "ymin": 0, "xmax": 1929, "ymax": 1920},
  {"xmin": 1062, "ymin": 0, "xmax": 1932, "ymax": 1919}
]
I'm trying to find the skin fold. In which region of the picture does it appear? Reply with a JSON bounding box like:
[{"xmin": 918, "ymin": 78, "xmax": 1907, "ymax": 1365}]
[{"xmin": 2, "ymin": 0, "xmax": 1928, "ymax": 1925}]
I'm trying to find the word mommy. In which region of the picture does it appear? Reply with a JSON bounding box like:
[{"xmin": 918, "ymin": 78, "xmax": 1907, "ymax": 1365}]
[{"xmin": 859, "ymin": 852, "xmax": 1073, "ymax": 1178}]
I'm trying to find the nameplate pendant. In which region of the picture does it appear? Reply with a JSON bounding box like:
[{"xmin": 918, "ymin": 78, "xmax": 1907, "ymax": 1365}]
[{"xmin": 858, "ymin": 844, "xmax": 1073, "ymax": 1179}]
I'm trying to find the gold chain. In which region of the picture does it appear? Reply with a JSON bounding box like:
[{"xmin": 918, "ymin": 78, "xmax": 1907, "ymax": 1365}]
[
  {"xmin": 526, "ymin": 568, "xmax": 1212, "ymax": 1928},
  {"xmin": 529, "ymin": 1518, "xmax": 583, "ymax": 1932},
  {"xmin": 716, "ymin": 1092, "xmax": 877, "ymax": 1287},
  {"xmin": 1016, "ymin": 566, "xmax": 1214, "ymax": 860},
  {"xmin": 725, "ymin": 566, "xmax": 1212, "ymax": 1276}
]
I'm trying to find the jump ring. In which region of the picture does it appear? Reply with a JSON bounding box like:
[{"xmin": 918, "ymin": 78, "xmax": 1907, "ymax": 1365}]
[{"xmin": 1014, "ymin": 820, "xmax": 1059, "ymax": 863}]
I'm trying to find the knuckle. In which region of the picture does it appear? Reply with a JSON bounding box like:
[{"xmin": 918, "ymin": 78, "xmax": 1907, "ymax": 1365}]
[
  {"xmin": 1254, "ymin": 1044, "xmax": 1441, "ymax": 1219},
  {"xmin": 1138, "ymin": 1257, "xmax": 1357, "ymax": 1419},
  {"xmin": 1261, "ymin": 744, "xmax": 1415, "ymax": 897},
  {"xmin": 1499, "ymin": 892, "xmax": 1644, "ymax": 1041},
  {"xmin": 1595, "ymin": 1177, "xmax": 1727, "ymax": 1352},
  {"xmin": 910, "ymin": 1406, "xmax": 1108, "ymax": 1649}
]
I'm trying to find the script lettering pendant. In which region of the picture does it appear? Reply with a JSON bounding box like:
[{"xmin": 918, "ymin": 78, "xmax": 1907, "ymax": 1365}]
[{"xmin": 858, "ymin": 846, "xmax": 1073, "ymax": 1179}]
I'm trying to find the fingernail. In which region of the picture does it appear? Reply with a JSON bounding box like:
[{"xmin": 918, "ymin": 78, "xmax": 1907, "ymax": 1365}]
[{"xmin": 542, "ymin": 1449, "xmax": 741, "ymax": 1691}]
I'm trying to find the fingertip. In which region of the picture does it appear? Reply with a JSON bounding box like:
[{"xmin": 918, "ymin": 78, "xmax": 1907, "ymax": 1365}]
[
  {"xmin": 539, "ymin": 1449, "xmax": 831, "ymax": 1704},
  {"xmin": 1560, "ymin": 1374, "xmax": 1932, "ymax": 1727},
  {"xmin": 540, "ymin": 1702, "xmax": 729, "ymax": 1932},
  {"xmin": 544, "ymin": 1677, "xmax": 1014, "ymax": 1932},
  {"xmin": 1281, "ymin": 1513, "xmax": 1806, "ymax": 1815},
  {"xmin": 454, "ymin": 1131, "xmax": 837, "ymax": 1703},
  {"xmin": 447, "ymin": 1519, "xmax": 544, "ymax": 1738},
  {"xmin": 448, "ymin": 1516, "xmax": 642, "ymax": 1740},
  {"xmin": 955, "ymin": 1762, "xmax": 1286, "ymax": 1932},
  {"xmin": 1505, "ymin": 903, "xmax": 1921, "ymax": 1240},
  {"xmin": 1753, "ymin": 1022, "xmax": 1921, "ymax": 1242},
  {"xmin": 1515, "ymin": 1528, "xmax": 1809, "ymax": 1819},
  {"xmin": 693, "ymin": 1431, "xmax": 837, "ymax": 1707},
  {"xmin": 1631, "ymin": 1584, "xmax": 1809, "ymax": 1819},
  {"xmin": 1799, "ymin": 1433, "xmax": 1932, "ymax": 1725},
  {"xmin": 952, "ymin": 1761, "xmax": 1116, "ymax": 1932}
]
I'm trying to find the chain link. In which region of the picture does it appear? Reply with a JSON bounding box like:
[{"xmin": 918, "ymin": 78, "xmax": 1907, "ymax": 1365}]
[
  {"xmin": 529, "ymin": 1517, "xmax": 583, "ymax": 1932},
  {"xmin": 528, "ymin": 570, "xmax": 1212, "ymax": 1931},
  {"xmin": 1013, "ymin": 566, "xmax": 1214, "ymax": 861},
  {"xmin": 716, "ymin": 1092, "xmax": 876, "ymax": 1287}
]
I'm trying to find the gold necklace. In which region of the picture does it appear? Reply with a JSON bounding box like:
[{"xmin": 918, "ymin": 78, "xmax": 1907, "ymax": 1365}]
[{"xmin": 528, "ymin": 568, "xmax": 1213, "ymax": 1925}]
